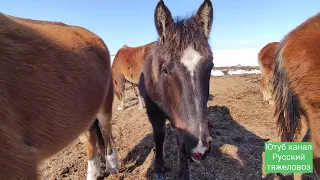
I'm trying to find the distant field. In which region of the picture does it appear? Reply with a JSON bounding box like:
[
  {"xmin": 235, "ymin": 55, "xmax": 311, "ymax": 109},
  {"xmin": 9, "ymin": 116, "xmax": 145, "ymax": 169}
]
[{"xmin": 214, "ymin": 66, "xmax": 260, "ymax": 71}]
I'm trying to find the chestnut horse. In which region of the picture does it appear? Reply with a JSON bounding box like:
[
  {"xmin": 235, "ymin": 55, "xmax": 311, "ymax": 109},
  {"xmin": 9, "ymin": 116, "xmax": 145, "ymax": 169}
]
[
  {"xmin": 138, "ymin": 0, "xmax": 214, "ymax": 179},
  {"xmin": 0, "ymin": 13, "xmax": 119, "ymax": 180},
  {"xmin": 257, "ymin": 42, "xmax": 279, "ymax": 105},
  {"xmin": 258, "ymin": 42, "xmax": 309, "ymax": 145},
  {"xmin": 112, "ymin": 42, "xmax": 155, "ymax": 110},
  {"xmin": 272, "ymin": 13, "xmax": 320, "ymax": 178}
]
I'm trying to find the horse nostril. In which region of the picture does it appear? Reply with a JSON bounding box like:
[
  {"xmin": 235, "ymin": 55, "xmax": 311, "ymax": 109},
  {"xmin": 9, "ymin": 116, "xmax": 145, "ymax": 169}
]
[
  {"xmin": 206, "ymin": 136, "xmax": 213, "ymax": 143},
  {"xmin": 207, "ymin": 140, "xmax": 212, "ymax": 149}
]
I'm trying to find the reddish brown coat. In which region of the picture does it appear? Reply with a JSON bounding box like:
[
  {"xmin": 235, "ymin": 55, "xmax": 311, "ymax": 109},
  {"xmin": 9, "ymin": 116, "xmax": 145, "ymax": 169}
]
[
  {"xmin": 257, "ymin": 41, "xmax": 279, "ymax": 104},
  {"xmin": 273, "ymin": 13, "xmax": 320, "ymax": 177},
  {"xmin": 112, "ymin": 42, "xmax": 155, "ymax": 110},
  {"xmin": 0, "ymin": 13, "xmax": 118, "ymax": 179}
]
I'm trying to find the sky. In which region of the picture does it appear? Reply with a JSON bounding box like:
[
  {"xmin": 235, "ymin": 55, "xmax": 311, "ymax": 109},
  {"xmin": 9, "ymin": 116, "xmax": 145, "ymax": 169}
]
[{"xmin": 2, "ymin": 0, "xmax": 319, "ymax": 55}]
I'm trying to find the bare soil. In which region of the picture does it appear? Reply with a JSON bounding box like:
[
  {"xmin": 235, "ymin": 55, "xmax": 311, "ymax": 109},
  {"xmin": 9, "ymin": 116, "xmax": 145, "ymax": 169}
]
[{"xmin": 39, "ymin": 74, "xmax": 315, "ymax": 180}]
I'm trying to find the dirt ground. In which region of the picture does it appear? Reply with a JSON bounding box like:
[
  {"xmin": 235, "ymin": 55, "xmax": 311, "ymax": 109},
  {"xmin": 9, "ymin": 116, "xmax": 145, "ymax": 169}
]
[{"xmin": 39, "ymin": 74, "xmax": 316, "ymax": 180}]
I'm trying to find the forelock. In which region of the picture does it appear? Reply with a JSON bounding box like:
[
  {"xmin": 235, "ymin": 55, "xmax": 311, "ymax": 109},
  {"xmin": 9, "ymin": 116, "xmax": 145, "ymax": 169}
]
[{"xmin": 154, "ymin": 15, "xmax": 212, "ymax": 59}]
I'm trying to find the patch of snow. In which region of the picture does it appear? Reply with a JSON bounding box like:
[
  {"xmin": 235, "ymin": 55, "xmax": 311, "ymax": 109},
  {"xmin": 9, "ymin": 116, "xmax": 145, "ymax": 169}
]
[
  {"xmin": 111, "ymin": 47, "xmax": 262, "ymax": 67},
  {"xmin": 211, "ymin": 70, "xmax": 225, "ymax": 77},
  {"xmin": 227, "ymin": 69, "xmax": 261, "ymax": 75},
  {"xmin": 111, "ymin": 48, "xmax": 262, "ymax": 67}
]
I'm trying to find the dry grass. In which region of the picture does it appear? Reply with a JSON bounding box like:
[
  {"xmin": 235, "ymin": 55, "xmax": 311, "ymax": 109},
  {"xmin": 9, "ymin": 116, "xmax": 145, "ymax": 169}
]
[{"xmin": 39, "ymin": 74, "xmax": 316, "ymax": 180}]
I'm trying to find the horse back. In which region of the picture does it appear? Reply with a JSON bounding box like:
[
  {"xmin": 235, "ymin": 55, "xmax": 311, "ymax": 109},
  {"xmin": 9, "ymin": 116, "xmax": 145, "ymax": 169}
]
[
  {"xmin": 273, "ymin": 13, "xmax": 320, "ymax": 140},
  {"xmin": 112, "ymin": 42, "xmax": 155, "ymax": 84},
  {"xmin": 279, "ymin": 13, "xmax": 320, "ymax": 103},
  {"xmin": 0, "ymin": 13, "xmax": 112, "ymax": 159}
]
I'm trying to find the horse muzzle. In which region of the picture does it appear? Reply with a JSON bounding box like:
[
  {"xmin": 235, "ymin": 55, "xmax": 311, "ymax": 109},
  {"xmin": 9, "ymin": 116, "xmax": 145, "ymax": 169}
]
[{"xmin": 189, "ymin": 137, "xmax": 212, "ymax": 162}]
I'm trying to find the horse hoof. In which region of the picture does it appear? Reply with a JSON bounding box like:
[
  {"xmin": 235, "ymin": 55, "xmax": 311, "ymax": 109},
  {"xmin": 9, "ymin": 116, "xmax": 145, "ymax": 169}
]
[
  {"xmin": 106, "ymin": 168, "xmax": 118, "ymax": 174},
  {"xmin": 105, "ymin": 148, "xmax": 119, "ymax": 174},
  {"xmin": 151, "ymin": 173, "xmax": 164, "ymax": 180}
]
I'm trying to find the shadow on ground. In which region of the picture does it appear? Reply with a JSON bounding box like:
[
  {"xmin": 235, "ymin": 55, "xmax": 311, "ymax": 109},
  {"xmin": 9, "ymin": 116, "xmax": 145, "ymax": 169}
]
[{"xmin": 116, "ymin": 105, "xmax": 276, "ymax": 180}]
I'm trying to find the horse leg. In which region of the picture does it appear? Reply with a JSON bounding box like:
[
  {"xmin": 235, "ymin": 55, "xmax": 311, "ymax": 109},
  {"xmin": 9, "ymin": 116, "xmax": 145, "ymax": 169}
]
[
  {"xmin": 176, "ymin": 132, "xmax": 190, "ymax": 180},
  {"xmin": 97, "ymin": 88, "xmax": 119, "ymax": 174},
  {"xmin": 117, "ymin": 76, "xmax": 126, "ymax": 110},
  {"xmin": 276, "ymin": 133, "xmax": 295, "ymax": 180},
  {"xmin": 80, "ymin": 125, "xmax": 102, "ymax": 180},
  {"xmin": 134, "ymin": 85, "xmax": 145, "ymax": 109},
  {"xmin": 262, "ymin": 77, "xmax": 274, "ymax": 105},
  {"xmin": 148, "ymin": 109, "xmax": 166, "ymax": 180},
  {"xmin": 303, "ymin": 111, "xmax": 320, "ymax": 178},
  {"xmin": 276, "ymin": 115, "xmax": 309, "ymax": 180},
  {"xmin": 309, "ymin": 129, "xmax": 320, "ymax": 178}
]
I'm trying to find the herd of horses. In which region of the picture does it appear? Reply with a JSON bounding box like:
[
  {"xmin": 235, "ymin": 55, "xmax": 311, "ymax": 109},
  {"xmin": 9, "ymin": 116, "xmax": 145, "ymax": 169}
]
[{"xmin": 0, "ymin": 0, "xmax": 319, "ymax": 179}]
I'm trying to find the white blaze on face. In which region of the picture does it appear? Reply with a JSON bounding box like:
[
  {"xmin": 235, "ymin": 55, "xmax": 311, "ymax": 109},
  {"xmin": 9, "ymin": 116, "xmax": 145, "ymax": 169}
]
[
  {"xmin": 181, "ymin": 45, "xmax": 202, "ymax": 83},
  {"xmin": 181, "ymin": 46, "xmax": 205, "ymax": 155}
]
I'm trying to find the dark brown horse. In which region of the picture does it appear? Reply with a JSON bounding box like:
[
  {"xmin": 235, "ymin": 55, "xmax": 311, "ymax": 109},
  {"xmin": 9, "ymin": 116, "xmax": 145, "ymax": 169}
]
[
  {"xmin": 257, "ymin": 42, "xmax": 279, "ymax": 105},
  {"xmin": 272, "ymin": 13, "xmax": 320, "ymax": 178},
  {"xmin": 112, "ymin": 42, "xmax": 155, "ymax": 110},
  {"xmin": 138, "ymin": 0, "xmax": 214, "ymax": 179},
  {"xmin": 0, "ymin": 13, "xmax": 118, "ymax": 179}
]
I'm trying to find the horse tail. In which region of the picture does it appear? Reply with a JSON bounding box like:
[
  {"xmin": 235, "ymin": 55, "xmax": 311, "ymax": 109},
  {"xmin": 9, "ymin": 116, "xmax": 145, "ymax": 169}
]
[{"xmin": 272, "ymin": 44, "xmax": 301, "ymax": 142}]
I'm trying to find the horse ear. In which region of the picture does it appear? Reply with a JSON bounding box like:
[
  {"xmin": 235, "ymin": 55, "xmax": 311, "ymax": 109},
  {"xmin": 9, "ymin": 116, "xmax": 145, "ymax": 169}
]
[
  {"xmin": 195, "ymin": 0, "xmax": 213, "ymax": 38},
  {"xmin": 154, "ymin": 0, "xmax": 174, "ymax": 41}
]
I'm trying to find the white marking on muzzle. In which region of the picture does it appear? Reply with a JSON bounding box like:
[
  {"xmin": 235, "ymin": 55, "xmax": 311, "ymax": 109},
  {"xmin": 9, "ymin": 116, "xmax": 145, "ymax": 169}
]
[
  {"xmin": 192, "ymin": 140, "xmax": 208, "ymax": 154},
  {"xmin": 192, "ymin": 126, "xmax": 208, "ymax": 155}
]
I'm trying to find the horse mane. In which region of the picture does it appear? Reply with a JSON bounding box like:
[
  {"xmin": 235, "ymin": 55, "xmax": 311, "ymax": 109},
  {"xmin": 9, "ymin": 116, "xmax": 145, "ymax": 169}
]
[
  {"xmin": 272, "ymin": 45, "xmax": 301, "ymax": 141},
  {"xmin": 154, "ymin": 16, "xmax": 212, "ymax": 58}
]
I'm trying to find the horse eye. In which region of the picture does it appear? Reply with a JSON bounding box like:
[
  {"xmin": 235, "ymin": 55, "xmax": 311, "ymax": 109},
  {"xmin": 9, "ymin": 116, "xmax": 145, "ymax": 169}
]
[{"xmin": 161, "ymin": 66, "xmax": 170, "ymax": 75}]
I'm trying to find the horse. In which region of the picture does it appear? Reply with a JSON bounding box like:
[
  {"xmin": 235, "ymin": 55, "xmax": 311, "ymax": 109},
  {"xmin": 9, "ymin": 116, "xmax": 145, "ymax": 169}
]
[
  {"xmin": 257, "ymin": 42, "xmax": 279, "ymax": 105},
  {"xmin": 272, "ymin": 12, "xmax": 320, "ymax": 178},
  {"xmin": 112, "ymin": 42, "xmax": 155, "ymax": 110},
  {"xmin": 258, "ymin": 42, "xmax": 309, "ymax": 144},
  {"xmin": 0, "ymin": 13, "xmax": 119, "ymax": 180},
  {"xmin": 138, "ymin": 0, "xmax": 214, "ymax": 179}
]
